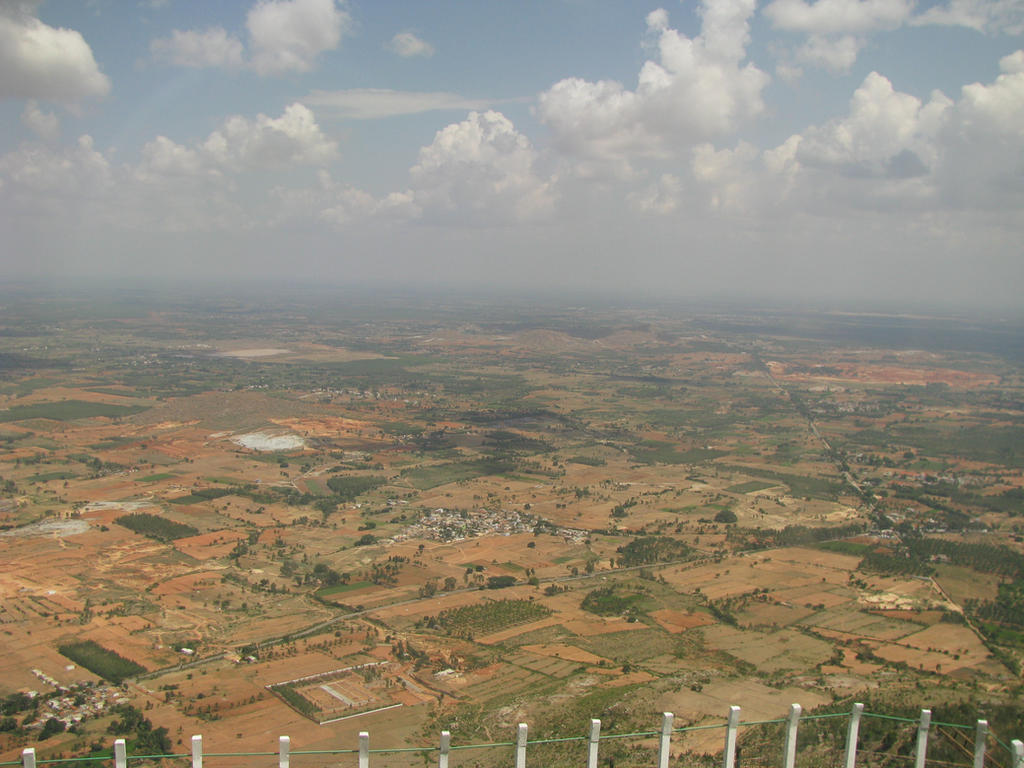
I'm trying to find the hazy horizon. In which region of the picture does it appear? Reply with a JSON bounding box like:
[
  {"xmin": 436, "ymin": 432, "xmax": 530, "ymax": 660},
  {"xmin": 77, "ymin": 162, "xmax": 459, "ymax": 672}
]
[{"xmin": 2, "ymin": 0, "xmax": 1023, "ymax": 311}]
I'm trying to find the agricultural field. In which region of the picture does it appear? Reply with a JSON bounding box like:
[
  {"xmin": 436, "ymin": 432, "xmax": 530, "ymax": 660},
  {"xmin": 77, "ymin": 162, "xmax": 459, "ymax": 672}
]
[{"xmin": 0, "ymin": 289, "xmax": 1022, "ymax": 766}]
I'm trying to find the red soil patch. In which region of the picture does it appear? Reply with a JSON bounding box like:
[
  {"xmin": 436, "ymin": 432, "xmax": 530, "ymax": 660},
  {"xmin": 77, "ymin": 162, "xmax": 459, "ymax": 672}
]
[
  {"xmin": 173, "ymin": 529, "xmax": 247, "ymax": 560},
  {"xmin": 650, "ymin": 608, "xmax": 714, "ymax": 633}
]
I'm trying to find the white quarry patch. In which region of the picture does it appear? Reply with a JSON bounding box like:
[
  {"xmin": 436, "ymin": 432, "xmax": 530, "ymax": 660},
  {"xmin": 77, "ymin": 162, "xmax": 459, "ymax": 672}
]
[
  {"xmin": 1, "ymin": 518, "xmax": 90, "ymax": 537},
  {"xmin": 232, "ymin": 431, "xmax": 306, "ymax": 452},
  {"xmin": 219, "ymin": 348, "xmax": 291, "ymax": 358},
  {"xmin": 83, "ymin": 500, "xmax": 155, "ymax": 513}
]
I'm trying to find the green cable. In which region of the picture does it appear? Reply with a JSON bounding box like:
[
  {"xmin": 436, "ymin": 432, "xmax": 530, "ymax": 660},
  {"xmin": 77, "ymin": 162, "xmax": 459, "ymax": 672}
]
[
  {"xmin": 862, "ymin": 712, "xmax": 919, "ymax": 724},
  {"xmin": 740, "ymin": 718, "xmax": 788, "ymax": 726},
  {"xmin": 448, "ymin": 741, "xmax": 515, "ymax": 750}
]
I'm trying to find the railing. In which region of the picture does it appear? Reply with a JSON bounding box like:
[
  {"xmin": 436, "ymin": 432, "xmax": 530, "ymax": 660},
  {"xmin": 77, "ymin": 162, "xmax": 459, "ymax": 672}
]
[{"xmin": 9, "ymin": 703, "xmax": 1024, "ymax": 768}]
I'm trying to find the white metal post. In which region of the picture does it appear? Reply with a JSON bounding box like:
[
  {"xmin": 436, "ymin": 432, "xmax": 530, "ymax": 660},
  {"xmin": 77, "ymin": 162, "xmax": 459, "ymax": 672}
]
[
  {"xmin": 658, "ymin": 712, "xmax": 674, "ymax": 768},
  {"xmin": 844, "ymin": 703, "xmax": 865, "ymax": 768},
  {"xmin": 1011, "ymin": 739, "xmax": 1023, "ymax": 768},
  {"xmin": 723, "ymin": 706, "xmax": 741, "ymax": 768},
  {"xmin": 515, "ymin": 723, "xmax": 528, "ymax": 768},
  {"xmin": 973, "ymin": 720, "xmax": 988, "ymax": 768},
  {"xmin": 279, "ymin": 735, "xmax": 290, "ymax": 768},
  {"xmin": 783, "ymin": 703, "xmax": 802, "ymax": 768},
  {"xmin": 358, "ymin": 731, "xmax": 369, "ymax": 768},
  {"xmin": 915, "ymin": 709, "xmax": 932, "ymax": 768},
  {"xmin": 191, "ymin": 734, "xmax": 202, "ymax": 768},
  {"xmin": 585, "ymin": 719, "xmax": 601, "ymax": 768},
  {"xmin": 114, "ymin": 738, "xmax": 127, "ymax": 768},
  {"xmin": 21, "ymin": 748, "xmax": 35, "ymax": 768},
  {"xmin": 438, "ymin": 730, "xmax": 450, "ymax": 768}
]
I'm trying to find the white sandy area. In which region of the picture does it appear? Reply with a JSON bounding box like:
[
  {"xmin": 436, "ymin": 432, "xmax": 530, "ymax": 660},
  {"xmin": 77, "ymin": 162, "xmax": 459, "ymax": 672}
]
[
  {"xmin": 1, "ymin": 519, "xmax": 90, "ymax": 537},
  {"xmin": 218, "ymin": 348, "xmax": 291, "ymax": 358},
  {"xmin": 232, "ymin": 432, "xmax": 306, "ymax": 451}
]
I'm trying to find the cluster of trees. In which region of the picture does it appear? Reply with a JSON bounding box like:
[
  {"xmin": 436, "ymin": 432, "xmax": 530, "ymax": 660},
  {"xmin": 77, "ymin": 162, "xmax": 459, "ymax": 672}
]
[
  {"xmin": 580, "ymin": 586, "xmax": 645, "ymax": 618},
  {"xmin": 615, "ymin": 536, "xmax": 691, "ymax": 566},
  {"xmin": 114, "ymin": 512, "xmax": 197, "ymax": 542},
  {"xmin": 106, "ymin": 704, "xmax": 171, "ymax": 755},
  {"xmin": 727, "ymin": 522, "xmax": 865, "ymax": 549},
  {"xmin": 420, "ymin": 599, "xmax": 550, "ymax": 638},
  {"xmin": 57, "ymin": 640, "xmax": 146, "ymax": 684}
]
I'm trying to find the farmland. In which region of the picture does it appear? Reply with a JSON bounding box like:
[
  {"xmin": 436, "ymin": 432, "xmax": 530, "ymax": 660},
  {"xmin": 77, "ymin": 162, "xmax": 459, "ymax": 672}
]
[{"xmin": 0, "ymin": 288, "xmax": 1022, "ymax": 765}]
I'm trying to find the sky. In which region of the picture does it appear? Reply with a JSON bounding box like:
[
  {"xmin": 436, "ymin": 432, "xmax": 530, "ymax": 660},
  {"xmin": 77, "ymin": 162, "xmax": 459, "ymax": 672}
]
[{"xmin": 1, "ymin": 0, "xmax": 1023, "ymax": 311}]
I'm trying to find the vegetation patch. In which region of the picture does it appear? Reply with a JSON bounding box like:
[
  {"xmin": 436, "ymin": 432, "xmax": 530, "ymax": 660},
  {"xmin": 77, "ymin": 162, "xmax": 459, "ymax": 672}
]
[
  {"xmin": 115, "ymin": 512, "xmax": 199, "ymax": 541},
  {"xmin": 168, "ymin": 487, "xmax": 234, "ymax": 505},
  {"xmin": 581, "ymin": 585, "xmax": 646, "ymax": 617},
  {"xmin": 615, "ymin": 536, "xmax": 691, "ymax": 566},
  {"xmin": 400, "ymin": 457, "xmax": 515, "ymax": 490},
  {"xmin": 325, "ymin": 475, "xmax": 386, "ymax": 499},
  {"xmin": 0, "ymin": 400, "xmax": 147, "ymax": 422},
  {"xmin": 57, "ymin": 640, "xmax": 146, "ymax": 684},
  {"xmin": 726, "ymin": 480, "xmax": 779, "ymax": 493},
  {"xmin": 630, "ymin": 442, "xmax": 725, "ymax": 464},
  {"xmin": 421, "ymin": 599, "xmax": 551, "ymax": 639}
]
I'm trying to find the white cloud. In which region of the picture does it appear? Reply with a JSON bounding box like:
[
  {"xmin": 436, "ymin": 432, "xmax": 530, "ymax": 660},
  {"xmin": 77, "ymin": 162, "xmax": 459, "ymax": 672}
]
[
  {"xmin": 912, "ymin": 0, "xmax": 1024, "ymax": 35},
  {"xmin": 764, "ymin": 0, "xmax": 913, "ymax": 72},
  {"xmin": 795, "ymin": 33, "xmax": 863, "ymax": 72},
  {"xmin": 627, "ymin": 173, "xmax": 683, "ymax": 214},
  {"xmin": 21, "ymin": 100, "xmax": 59, "ymax": 142},
  {"xmin": 0, "ymin": 102, "xmax": 337, "ymax": 235},
  {"xmin": 150, "ymin": 27, "xmax": 245, "ymax": 69},
  {"xmin": 0, "ymin": 134, "xmax": 113, "ymax": 228},
  {"xmin": 764, "ymin": 0, "xmax": 913, "ymax": 34},
  {"xmin": 202, "ymin": 103, "xmax": 338, "ymax": 169},
  {"xmin": 408, "ymin": 110, "xmax": 557, "ymax": 222},
  {"xmin": 0, "ymin": 0, "xmax": 110, "ymax": 105},
  {"xmin": 690, "ymin": 55, "xmax": 1024, "ymax": 217},
  {"xmin": 387, "ymin": 31, "xmax": 434, "ymax": 58},
  {"xmin": 247, "ymin": 0, "xmax": 350, "ymax": 74},
  {"xmin": 537, "ymin": 1, "xmax": 768, "ymax": 170},
  {"xmin": 304, "ymin": 89, "xmax": 493, "ymax": 119},
  {"xmin": 151, "ymin": 0, "xmax": 350, "ymax": 75},
  {"xmin": 796, "ymin": 71, "xmax": 950, "ymax": 177}
]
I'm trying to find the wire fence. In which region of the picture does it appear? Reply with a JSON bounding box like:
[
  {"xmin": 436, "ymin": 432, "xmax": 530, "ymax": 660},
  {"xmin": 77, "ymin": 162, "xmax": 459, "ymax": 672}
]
[{"xmin": 9, "ymin": 704, "xmax": 1024, "ymax": 768}]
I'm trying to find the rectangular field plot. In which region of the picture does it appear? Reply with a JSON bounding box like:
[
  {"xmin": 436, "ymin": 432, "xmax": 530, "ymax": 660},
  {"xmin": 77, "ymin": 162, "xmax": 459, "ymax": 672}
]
[
  {"xmin": 461, "ymin": 666, "xmax": 556, "ymax": 705},
  {"xmin": 700, "ymin": 625, "xmax": 833, "ymax": 672},
  {"xmin": 503, "ymin": 650, "xmax": 582, "ymax": 678},
  {"xmin": 800, "ymin": 606, "xmax": 921, "ymax": 641},
  {"xmin": 576, "ymin": 629, "xmax": 677, "ymax": 662}
]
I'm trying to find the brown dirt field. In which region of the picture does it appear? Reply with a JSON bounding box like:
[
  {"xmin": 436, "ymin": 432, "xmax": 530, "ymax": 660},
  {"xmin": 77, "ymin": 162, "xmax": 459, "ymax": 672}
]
[
  {"xmin": 736, "ymin": 601, "xmax": 817, "ymax": 627},
  {"xmin": 766, "ymin": 362, "xmax": 999, "ymax": 388},
  {"xmin": 560, "ymin": 617, "xmax": 649, "ymax": 636},
  {"xmin": 151, "ymin": 571, "xmax": 225, "ymax": 596},
  {"xmin": 270, "ymin": 416, "xmax": 374, "ymax": 436},
  {"xmin": 650, "ymin": 608, "xmax": 714, "ymax": 633},
  {"xmin": 773, "ymin": 586, "xmax": 853, "ymax": 609},
  {"xmin": 520, "ymin": 644, "xmax": 610, "ymax": 665},
  {"xmin": 896, "ymin": 623, "xmax": 991, "ymax": 665},
  {"xmin": 476, "ymin": 616, "xmax": 565, "ymax": 645},
  {"xmin": 174, "ymin": 530, "xmax": 248, "ymax": 560},
  {"xmin": 600, "ymin": 670, "xmax": 656, "ymax": 687}
]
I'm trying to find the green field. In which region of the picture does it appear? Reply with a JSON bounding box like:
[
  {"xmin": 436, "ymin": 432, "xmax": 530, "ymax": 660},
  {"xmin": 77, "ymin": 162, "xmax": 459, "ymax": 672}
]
[
  {"xmin": 57, "ymin": 640, "xmax": 146, "ymax": 684},
  {"xmin": 0, "ymin": 400, "xmax": 147, "ymax": 422},
  {"xmin": 27, "ymin": 470, "xmax": 77, "ymax": 483},
  {"xmin": 400, "ymin": 459, "xmax": 511, "ymax": 490},
  {"xmin": 424, "ymin": 599, "xmax": 551, "ymax": 638},
  {"xmin": 726, "ymin": 480, "xmax": 779, "ymax": 493},
  {"xmin": 316, "ymin": 581, "xmax": 374, "ymax": 597}
]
